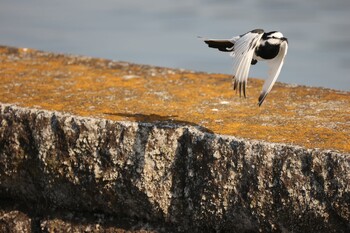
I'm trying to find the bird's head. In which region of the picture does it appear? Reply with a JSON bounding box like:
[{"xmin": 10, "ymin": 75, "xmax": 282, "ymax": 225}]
[{"xmin": 265, "ymin": 31, "xmax": 288, "ymax": 44}]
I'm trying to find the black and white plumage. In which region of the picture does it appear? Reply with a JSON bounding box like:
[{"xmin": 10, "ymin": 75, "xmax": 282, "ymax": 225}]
[{"xmin": 202, "ymin": 29, "xmax": 288, "ymax": 106}]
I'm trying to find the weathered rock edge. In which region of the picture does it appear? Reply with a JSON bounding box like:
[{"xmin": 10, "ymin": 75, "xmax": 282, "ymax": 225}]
[{"xmin": 0, "ymin": 103, "xmax": 349, "ymax": 233}]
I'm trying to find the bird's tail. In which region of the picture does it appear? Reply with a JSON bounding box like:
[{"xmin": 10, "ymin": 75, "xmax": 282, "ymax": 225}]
[{"xmin": 199, "ymin": 36, "xmax": 235, "ymax": 52}]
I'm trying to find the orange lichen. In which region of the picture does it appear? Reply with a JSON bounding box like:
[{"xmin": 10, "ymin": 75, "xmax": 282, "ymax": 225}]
[{"xmin": 0, "ymin": 45, "xmax": 349, "ymax": 152}]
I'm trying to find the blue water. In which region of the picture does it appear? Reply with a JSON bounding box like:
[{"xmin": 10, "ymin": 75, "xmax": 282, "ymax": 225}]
[{"xmin": 0, "ymin": 0, "xmax": 349, "ymax": 91}]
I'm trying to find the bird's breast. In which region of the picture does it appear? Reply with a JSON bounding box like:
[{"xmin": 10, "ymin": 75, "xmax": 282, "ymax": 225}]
[{"xmin": 255, "ymin": 42, "xmax": 280, "ymax": 60}]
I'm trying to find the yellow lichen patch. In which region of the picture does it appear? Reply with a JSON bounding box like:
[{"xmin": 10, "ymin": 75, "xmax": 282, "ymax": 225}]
[{"xmin": 1, "ymin": 45, "xmax": 349, "ymax": 152}]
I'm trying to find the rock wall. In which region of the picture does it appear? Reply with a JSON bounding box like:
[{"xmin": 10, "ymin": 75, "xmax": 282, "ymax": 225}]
[{"xmin": 1, "ymin": 104, "xmax": 349, "ymax": 232}]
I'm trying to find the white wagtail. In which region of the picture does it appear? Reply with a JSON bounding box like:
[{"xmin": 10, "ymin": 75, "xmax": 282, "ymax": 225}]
[{"xmin": 201, "ymin": 29, "xmax": 288, "ymax": 106}]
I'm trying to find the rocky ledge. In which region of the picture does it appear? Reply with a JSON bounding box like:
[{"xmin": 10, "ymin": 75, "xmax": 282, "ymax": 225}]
[{"xmin": 0, "ymin": 46, "xmax": 349, "ymax": 232}]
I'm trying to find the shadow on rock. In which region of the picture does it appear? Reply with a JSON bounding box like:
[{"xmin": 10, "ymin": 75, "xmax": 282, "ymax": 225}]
[{"xmin": 104, "ymin": 112, "xmax": 214, "ymax": 134}]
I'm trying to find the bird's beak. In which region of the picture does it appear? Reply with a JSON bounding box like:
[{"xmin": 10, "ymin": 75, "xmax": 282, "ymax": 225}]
[{"xmin": 282, "ymin": 37, "xmax": 288, "ymax": 43}]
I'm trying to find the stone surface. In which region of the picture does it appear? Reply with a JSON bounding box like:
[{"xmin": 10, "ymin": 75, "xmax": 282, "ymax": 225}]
[
  {"xmin": 0, "ymin": 46, "xmax": 350, "ymax": 232},
  {"xmin": 0, "ymin": 210, "xmax": 32, "ymax": 233},
  {"xmin": 0, "ymin": 204, "xmax": 161, "ymax": 233},
  {"xmin": 0, "ymin": 45, "xmax": 349, "ymax": 153},
  {"xmin": 0, "ymin": 104, "xmax": 349, "ymax": 232}
]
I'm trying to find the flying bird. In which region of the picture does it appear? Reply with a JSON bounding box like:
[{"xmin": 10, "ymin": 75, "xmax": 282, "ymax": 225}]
[{"xmin": 201, "ymin": 29, "xmax": 288, "ymax": 106}]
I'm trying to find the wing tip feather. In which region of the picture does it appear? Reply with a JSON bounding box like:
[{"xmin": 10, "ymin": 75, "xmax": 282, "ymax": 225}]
[
  {"xmin": 232, "ymin": 80, "xmax": 247, "ymax": 98},
  {"xmin": 258, "ymin": 92, "xmax": 267, "ymax": 107}
]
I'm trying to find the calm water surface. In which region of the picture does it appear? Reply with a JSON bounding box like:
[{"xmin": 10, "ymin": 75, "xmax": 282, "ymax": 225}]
[{"xmin": 0, "ymin": 0, "xmax": 349, "ymax": 91}]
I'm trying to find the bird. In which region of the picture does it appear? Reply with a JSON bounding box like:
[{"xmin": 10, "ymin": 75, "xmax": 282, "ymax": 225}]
[{"xmin": 201, "ymin": 29, "xmax": 288, "ymax": 106}]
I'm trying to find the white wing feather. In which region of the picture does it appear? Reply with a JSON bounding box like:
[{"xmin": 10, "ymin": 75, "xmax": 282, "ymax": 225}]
[
  {"xmin": 258, "ymin": 41, "xmax": 288, "ymax": 106},
  {"xmin": 231, "ymin": 31, "xmax": 264, "ymax": 97}
]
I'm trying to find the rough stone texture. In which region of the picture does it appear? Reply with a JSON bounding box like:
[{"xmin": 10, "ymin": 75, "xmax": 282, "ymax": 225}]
[
  {"xmin": 0, "ymin": 104, "xmax": 349, "ymax": 232},
  {"xmin": 0, "ymin": 210, "xmax": 32, "ymax": 233},
  {"xmin": 0, "ymin": 205, "xmax": 160, "ymax": 233},
  {"xmin": 0, "ymin": 46, "xmax": 350, "ymax": 232}
]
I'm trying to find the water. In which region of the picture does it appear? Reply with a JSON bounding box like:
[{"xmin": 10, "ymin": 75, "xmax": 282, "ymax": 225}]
[{"xmin": 0, "ymin": 0, "xmax": 349, "ymax": 91}]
